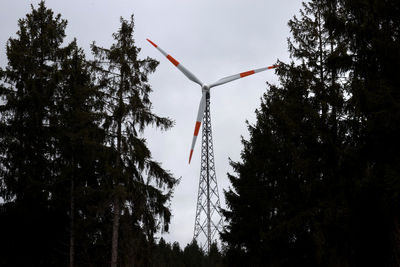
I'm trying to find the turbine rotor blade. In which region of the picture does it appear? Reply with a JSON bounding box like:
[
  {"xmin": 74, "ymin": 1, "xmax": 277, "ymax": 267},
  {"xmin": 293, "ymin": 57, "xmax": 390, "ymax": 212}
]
[
  {"xmin": 209, "ymin": 65, "xmax": 278, "ymax": 88},
  {"xmin": 147, "ymin": 39, "xmax": 203, "ymax": 86},
  {"xmin": 189, "ymin": 91, "xmax": 207, "ymax": 164}
]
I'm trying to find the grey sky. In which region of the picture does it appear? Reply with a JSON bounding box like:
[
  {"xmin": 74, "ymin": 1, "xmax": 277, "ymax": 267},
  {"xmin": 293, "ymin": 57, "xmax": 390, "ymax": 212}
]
[{"xmin": 0, "ymin": 0, "xmax": 303, "ymax": 248}]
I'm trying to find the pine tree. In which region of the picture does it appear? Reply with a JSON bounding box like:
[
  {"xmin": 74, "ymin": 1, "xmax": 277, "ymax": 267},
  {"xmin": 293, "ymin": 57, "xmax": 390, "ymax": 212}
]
[
  {"xmin": 0, "ymin": 3, "xmax": 108, "ymax": 265},
  {"xmin": 182, "ymin": 240, "xmax": 206, "ymax": 267},
  {"xmin": 0, "ymin": 2, "xmax": 72, "ymax": 265},
  {"xmin": 53, "ymin": 40, "xmax": 106, "ymax": 267},
  {"xmin": 1, "ymin": 3, "xmax": 179, "ymax": 266},
  {"xmin": 222, "ymin": 1, "xmax": 350, "ymax": 265},
  {"xmin": 330, "ymin": 0, "xmax": 400, "ymax": 265},
  {"xmin": 91, "ymin": 15, "xmax": 177, "ymax": 266},
  {"xmin": 223, "ymin": 0, "xmax": 400, "ymax": 265}
]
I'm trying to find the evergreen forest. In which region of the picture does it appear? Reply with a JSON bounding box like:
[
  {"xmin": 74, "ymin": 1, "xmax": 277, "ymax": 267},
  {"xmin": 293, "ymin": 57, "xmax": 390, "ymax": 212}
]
[{"xmin": 1, "ymin": 0, "xmax": 400, "ymax": 266}]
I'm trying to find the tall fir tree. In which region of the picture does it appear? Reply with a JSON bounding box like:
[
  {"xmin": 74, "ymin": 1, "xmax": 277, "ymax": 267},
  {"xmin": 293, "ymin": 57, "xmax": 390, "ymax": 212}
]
[
  {"xmin": 222, "ymin": 1, "xmax": 351, "ymax": 265},
  {"xmin": 0, "ymin": 2, "xmax": 107, "ymax": 266},
  {"xmin": 0, "ymin": 3, "xmax": 179, "ymax": 266},
  {"xmin": 331, "ymin": 0, "xmax": 400, "ymax": 265},
  {"xmin": 53, "ymin": 41, "xmax": 107, "ymax": 267},
  {"xmin": 0, "ymin": 2, "xmax": 72, "ymax": 265},
  {"xmin": 223, "ymin": 0, "xmax": 400, "ymax": 265},
  {"xmin": 91, "ymin": 15, "xmax": 178, "ymax": 266}
]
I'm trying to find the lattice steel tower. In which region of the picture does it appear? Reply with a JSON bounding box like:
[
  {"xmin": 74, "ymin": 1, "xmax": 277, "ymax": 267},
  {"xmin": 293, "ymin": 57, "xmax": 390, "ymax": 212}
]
[
  {"xmin": 146, "ymin": 37, "xmax": 277, "ymax": 255},
  {"xmin": 193, "ymin": 92, "xmax": 223, "ymax": 253}
]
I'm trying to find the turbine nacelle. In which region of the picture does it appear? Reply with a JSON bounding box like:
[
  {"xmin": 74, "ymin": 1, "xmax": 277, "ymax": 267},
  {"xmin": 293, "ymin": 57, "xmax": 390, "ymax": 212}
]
[
  {"xmin": 147, "ymin": 39, "xmax": 277, "ymax": 164},
  {"xmin": 202, "ymin": 85, "xmax": 210, "ymax": 93}
]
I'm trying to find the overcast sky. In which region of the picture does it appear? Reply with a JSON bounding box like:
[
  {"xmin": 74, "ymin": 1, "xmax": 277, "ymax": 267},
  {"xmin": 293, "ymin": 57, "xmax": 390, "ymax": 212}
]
[{"xmin": 1, "ymin": 0, "xmax": 304, "ymax": 248}]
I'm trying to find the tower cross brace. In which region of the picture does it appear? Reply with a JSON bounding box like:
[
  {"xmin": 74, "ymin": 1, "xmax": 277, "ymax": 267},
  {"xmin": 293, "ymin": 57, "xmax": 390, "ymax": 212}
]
[{"xmin": 193, "ymin": 92, "xmax": 223, "ymax": 253}]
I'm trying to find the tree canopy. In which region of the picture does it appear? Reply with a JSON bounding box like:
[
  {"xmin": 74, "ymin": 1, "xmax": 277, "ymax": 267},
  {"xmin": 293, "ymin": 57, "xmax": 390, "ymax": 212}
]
[
  {"xmin": 1, "ymin": 0, "xmax": 400, "ymax": 266},
  {"xmin": 222, "ymin": 0, "xmax": 400, "ymax": 266},
  {"xmin": 0, "ymin": 2, "xmax": 177, "ymax": 266}
]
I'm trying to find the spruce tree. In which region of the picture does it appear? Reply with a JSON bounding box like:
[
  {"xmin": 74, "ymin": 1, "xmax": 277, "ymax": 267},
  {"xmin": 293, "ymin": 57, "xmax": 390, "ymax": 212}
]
[
  {"xmin": 0, "ymin": 3, "xmax": 107, "ymax": 265},
  {"xmin": 223, "ymin": 0, "xmax": 400, "ymax": 265},
  {"xmin": 91, "ymin": 15, "xmax": 177, "ymax": 266},
  {"xmin": 54, "ymin": 40, "xmax": 106, "ymax": 267},
  {"xmin": 0, "ymin": 2, "xmax": 72, "ymax": 265},
  {"xmin": 330, "ymin": 0, "xmax": 400, "ymax": 265},
  {"xmin": 222, "ymin": 1, "xmax": 349, "ymax": 265}
]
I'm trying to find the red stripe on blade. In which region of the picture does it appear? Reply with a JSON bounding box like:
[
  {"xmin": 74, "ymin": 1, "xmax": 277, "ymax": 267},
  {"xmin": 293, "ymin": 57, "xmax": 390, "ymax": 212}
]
[
  {"xmin": 240, "ymin": 70, "xmax": 255, "ymax": 78},
  {"xmin": 268, "ymin": 65, "xmax": 278, "ymax": 69},
  {"xmin": 146, "ymin": 39, "xmax": 157, "ymax": 48},
  {"xmin": 194, "ymin": 121, "xmax": 201, "ymax": 136},
  {"xmin": 189, "ymin": 149, "xmax": 194, "ymax": 164},
  {"xmin": 167, "ymin": 55, "xmax": 179, "ymax": 66}
]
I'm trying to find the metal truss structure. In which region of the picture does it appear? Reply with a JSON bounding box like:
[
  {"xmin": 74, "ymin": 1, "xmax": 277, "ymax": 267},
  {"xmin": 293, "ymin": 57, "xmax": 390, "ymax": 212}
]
[
  {"xmin": 193, "ymin": 92, "xmax": 223, "ymax": 253},
  {"xmin": 147, "ymin": 38, "xmax": 277, "ymax": 254}
]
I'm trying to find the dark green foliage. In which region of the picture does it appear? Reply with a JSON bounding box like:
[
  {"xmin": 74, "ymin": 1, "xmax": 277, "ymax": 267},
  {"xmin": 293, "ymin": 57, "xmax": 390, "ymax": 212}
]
[
  {"xmin": 151, "ymin": 238, "xmax": 185, "ymax": 267},
  {"xmin": 0, "ymin": 2, "xmax": 177, "ymax": 266},
  {"xmin": 149, "ymin": 238, "xmax": 223, "ymax": 267},
  {"xmin": 0, "ymin": 2, "xmax": 78, "ymax": 265},
  {"xmin": 90, "ymin": 15, "xmax": 178, "ymax": 265},
  {"xmin": 55, "ymin": 42, "xmax": 109, "ymax": 267},
  {"xmin": 0, "ymin": 1, "xmax": 66, "ymax": 204},
  {"xmin": 223, "ymin": 0, "xmax": 400, "ymax": 266},
  {"xmin": 91, "ymin": 15, "xmax": 177, "ymax": 234},
  {"xmin": 334, "ymin": 0, "xmax": 400, "ymax": 265}
]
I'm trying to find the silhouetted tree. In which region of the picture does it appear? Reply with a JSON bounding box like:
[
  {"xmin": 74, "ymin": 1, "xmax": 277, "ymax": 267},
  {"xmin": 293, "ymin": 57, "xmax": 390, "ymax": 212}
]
[
  {"xmin": 222, "ymin": 0, "xmax": 355, "ymax": 266},
  {"xmin": 0, "ymin": 3, "xmax": 177, "ymax": 267},
  {"xmin": 91, "ymin": 15, "xmax": 177, "ymax": 266},
  {"xmin": 0, "ymin": 2, "xmax": 75, "ymax": 265},
  {"xmin": 223, "ymin": 0, "xmax": 400, "ymax": 266},
  {"xmin": 331, "ymin": 0, "xmax": 400, "ymax": 265},
  {"xmin": 0, "ymin": 3, "xmax": 109, "ymax": 266},
  {"xmin": 54, "ymin": 41, "xmax": 106, "ymax": 267}
]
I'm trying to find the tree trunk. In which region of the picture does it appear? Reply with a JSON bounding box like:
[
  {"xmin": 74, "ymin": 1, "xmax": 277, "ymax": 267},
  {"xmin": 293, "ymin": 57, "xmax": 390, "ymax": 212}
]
[
  {"xmin": 317, "ymin": 4, "xmax": 327, "ymax": 121},
  {"xmin": 111, "ymin": 197, "xmax": 120, "ymax": 267},
  {"xmin": 111, "ymin": 69, "xmax": 124, "ymax": 267},
  {"xmin": 393, "ymin": 217, "xmax": 400, "ymax": 267},
  {"xmin": 69, "ymin": 177, "xmax": 75, "ymax": 267}
]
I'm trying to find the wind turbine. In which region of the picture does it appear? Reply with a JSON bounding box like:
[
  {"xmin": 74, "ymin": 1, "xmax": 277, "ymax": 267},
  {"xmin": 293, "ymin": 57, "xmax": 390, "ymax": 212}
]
[{"xmin": 147, "ymin": 39, "xmax": 277, "ymax": 252}]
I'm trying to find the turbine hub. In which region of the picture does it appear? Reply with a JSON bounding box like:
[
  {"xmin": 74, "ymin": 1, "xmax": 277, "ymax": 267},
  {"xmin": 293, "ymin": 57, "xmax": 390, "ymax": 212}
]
[{"xmin": 202, "ymin": 85, "xmax": 210, "ymax": 93}]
